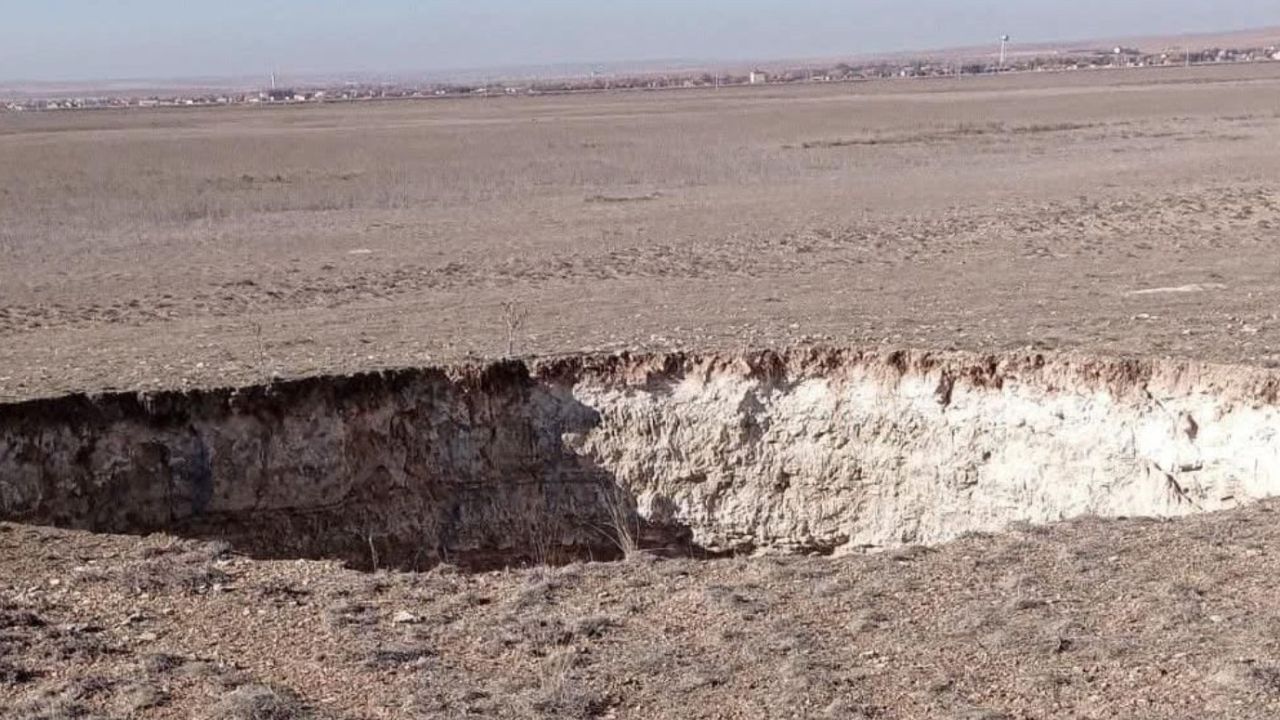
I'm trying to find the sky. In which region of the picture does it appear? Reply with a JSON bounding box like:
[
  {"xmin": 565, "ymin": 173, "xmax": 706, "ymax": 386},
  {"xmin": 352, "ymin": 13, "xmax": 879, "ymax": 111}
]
[{"xmin": 1, "ymin": 0, "xmax": 1279, "ymax": 82}]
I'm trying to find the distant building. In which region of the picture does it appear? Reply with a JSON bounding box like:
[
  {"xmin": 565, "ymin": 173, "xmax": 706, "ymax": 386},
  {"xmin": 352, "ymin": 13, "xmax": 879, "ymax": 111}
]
[{"xmin": 749, "ymin": 70, "xmax": 768, "ymax": 85}]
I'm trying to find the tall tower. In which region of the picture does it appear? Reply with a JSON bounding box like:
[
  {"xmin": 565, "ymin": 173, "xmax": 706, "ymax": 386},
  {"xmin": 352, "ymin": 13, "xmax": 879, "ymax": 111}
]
[{"xmin": 1000, "ymin": 35, "xmax": 1010, "ymax": 68}]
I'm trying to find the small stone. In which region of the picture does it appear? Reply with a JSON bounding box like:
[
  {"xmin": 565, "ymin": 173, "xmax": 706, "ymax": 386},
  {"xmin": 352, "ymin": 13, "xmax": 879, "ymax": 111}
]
[{"xmin": 137, "ymin": 632, "xmax": 158, "ymax": 642}]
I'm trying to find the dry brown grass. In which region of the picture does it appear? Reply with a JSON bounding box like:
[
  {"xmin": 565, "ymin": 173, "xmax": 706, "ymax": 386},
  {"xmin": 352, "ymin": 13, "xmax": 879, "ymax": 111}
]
[
  {"xmin": 7, "ymin": 502, "xmax": 1280, "ymax": 717},
  {"xmin": 0, "ymin": 97, "xmax": 812, "ymax": 253},
  {"xmin": 4, "ymin": 64, "xmax": 1272, "ymax": 257},
  {"xmin": 7, "ymin": 63, "xmax": 1280, "ymax": 401},
  {"xmin": 793, "ymin": 120, "xmax": 1102, "ymax": 148}
]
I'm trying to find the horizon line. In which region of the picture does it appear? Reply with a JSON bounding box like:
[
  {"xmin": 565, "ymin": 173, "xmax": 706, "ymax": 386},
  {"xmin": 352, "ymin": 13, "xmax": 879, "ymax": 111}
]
[{"xmin": 2, "ymin": 22, "xmax": 1278, "ymax": 91}]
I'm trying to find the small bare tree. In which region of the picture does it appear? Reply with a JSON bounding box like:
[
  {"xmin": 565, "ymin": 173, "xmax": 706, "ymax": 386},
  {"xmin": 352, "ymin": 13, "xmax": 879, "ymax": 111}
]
[{"xmin": 501, "ymin": 299, "xmax": 530, "ymax": 356}]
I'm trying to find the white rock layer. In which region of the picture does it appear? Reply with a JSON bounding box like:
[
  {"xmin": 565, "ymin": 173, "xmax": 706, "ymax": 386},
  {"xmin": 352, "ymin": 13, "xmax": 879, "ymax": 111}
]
[{"xmin": 571, "ymin": 354, "xmax": 1280, "ymax": 554}]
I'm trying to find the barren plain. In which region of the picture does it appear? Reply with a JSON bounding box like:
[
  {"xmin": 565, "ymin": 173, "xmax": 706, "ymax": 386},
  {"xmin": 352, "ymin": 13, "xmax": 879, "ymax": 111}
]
[
  {"xmin": 5, "ymin": 63, "xmax": 1280, "ymax": 399},
  {"xmin": 7, "ymin": 503, "xmax": 1280, "ymax": 719},
  {"xmin": 8, "ymin": 62, "xmax": 1280, "ymax": 719}
]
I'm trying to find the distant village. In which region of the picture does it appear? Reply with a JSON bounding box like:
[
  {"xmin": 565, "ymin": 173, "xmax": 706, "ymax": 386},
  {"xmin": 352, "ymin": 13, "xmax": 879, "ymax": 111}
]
[{"xmin": 5, "ymin": 43, "xmax": 1280, "ymax": 112}]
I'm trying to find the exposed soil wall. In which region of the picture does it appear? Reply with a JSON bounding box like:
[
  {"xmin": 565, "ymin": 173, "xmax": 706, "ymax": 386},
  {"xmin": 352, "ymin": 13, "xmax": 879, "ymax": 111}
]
[{"xmin": 4, "ymin": 349, "xmax": 1280, "ymax": 569}]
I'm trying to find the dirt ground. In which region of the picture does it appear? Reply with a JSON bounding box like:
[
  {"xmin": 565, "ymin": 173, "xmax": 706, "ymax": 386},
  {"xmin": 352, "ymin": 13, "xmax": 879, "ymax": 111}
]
[
  {"xmin": 4, "ymin": 503, "xmax": 1280, "ymax": 719},
  {"xmin": 9, "ymin": 62, "xmax": 1280, "ymax": 720},
  {"xmin": 4, "ymin": 63, "xmax": 1280, "ymax": 400}
]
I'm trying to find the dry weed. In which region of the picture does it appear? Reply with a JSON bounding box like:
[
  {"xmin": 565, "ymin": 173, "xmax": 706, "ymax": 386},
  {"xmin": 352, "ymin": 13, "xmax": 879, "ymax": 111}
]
[{"xmin": 205, "ymin": 684, "xmax": 313, "ymax": 720}]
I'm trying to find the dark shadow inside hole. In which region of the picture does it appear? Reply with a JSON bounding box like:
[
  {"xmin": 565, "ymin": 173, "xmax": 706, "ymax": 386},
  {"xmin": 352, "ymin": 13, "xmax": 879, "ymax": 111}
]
[{"xmin": 0, "ymin": 361, "xmax": 723, "ymax": 572}]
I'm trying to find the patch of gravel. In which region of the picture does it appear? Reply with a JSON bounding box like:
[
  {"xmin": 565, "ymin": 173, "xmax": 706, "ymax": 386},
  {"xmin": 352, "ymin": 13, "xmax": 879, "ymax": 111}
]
[{"xmin": 5, "ymin": 502, "xmax": 1280, "ymax": 718}]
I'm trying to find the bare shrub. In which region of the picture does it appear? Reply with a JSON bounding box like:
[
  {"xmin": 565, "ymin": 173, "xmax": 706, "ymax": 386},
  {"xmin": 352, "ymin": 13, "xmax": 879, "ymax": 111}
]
[
  {"xmin": 525, "ymin": 516, "xmax": 570, "ymax": 567},
  {"xmin": 572, "ymin": 614, "xmax": 618, "ymax": 639},
  {"xmin": 704, "ymin": 584, "xmax": 768, "ymax": 620},
  {"xmin": 0, "ymin": 607, "xmax": 46, "ymax": 629},
  {"xmin": 142, "ymin": 652, "xmax": 188, "ymax": 675},
  {"xmin": 1249, "ymin": 664, "xmax": 1280, "ymax": 695},
  {"xmin": 325, "ymin": 601, "xmax": 378, "ymax": 629},
  {"xmin": 8, "ymin": 696, "xmax": 95, "ymax": 720},
  {"xmin": 205, "ymin": 684, "xmax": 312, "ymax": 720},
  {"xmin": 13, "ymin": 677, "xmax": 115, "ymax": 720},
  {"xmin": 512, "ymin": 565, "xmax": 581, "ymax": 610},
  {"xmin": 179, "ymin": 660, "xmax": 252, "ymax": 690},
  {"xmin": 118, "ymin": 543, "xmax": 231, "ymax": 595},
  {"xmin": 365, "ymin": 645, "xmax": 435, "ymax": 670},
  {"xmin": 529, "ymin": 649, "xmax": 608, "ymax": 719},
  {"xmin": 584, "ymin": 191, "xmax": 661, "ymax": 203},
  {"xmin": 596, "ymin": 484, "xmax": 640, "ymax": 559},
  {"xmin": 821, "ymin": 698, "xmax": 883, "ymax": 719},
  {"xmin": 250, "ymin": 320, "xmax": 269, "ymax": 381},
  {"xmin": 500, "ymin": 300, "xmax": 529, "ymax": 356},
  {"xmin": 255, "ymin": 578, "xmax": 311, "ymax": 604},
  {"xmin": 50, "ymin": 629, "xmax": 121, "ymax": 662},
  {"xmin": 505, "ymin": 615, "xmax": 574, "ymax": 656},
  {"xmin": 0, "ymin": 659, "xmax": 41, "ymax": 685},
  {"xmin": 117, "ymin": 681, "xmax": 169, "ymax": 713}
]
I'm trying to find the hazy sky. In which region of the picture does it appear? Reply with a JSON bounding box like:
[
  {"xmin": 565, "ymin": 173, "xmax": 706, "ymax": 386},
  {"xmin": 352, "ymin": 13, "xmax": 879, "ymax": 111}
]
[{"xmin": 2, "ymin": 0, "xmax": 1279, "ymax": 81}]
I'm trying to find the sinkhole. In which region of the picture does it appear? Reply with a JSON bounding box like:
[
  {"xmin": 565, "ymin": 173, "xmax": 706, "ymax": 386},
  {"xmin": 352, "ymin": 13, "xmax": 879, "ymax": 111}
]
[{"xmin": 3, "ymin": 349, "xmax": 1279, "ymax": 571}]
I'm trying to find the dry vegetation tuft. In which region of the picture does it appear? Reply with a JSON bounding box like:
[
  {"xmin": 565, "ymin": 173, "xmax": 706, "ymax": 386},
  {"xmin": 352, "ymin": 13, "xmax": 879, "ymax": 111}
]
[{"xmin": 205, "ymin": 685, "xmax": 314, "ymax": 720}]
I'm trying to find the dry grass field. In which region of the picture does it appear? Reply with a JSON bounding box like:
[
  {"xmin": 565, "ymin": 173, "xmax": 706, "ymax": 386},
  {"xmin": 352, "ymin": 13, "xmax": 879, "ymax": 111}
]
[{"xmin": 5, "ymin": 62, "xmax": 1280, "ymax": 399}]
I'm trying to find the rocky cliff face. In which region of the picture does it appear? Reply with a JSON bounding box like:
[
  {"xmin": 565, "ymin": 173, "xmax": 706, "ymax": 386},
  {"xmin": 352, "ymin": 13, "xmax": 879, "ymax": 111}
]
[{"xmin": 3, "ymin": 349, "xmax": 1280, "ymax": 568}]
